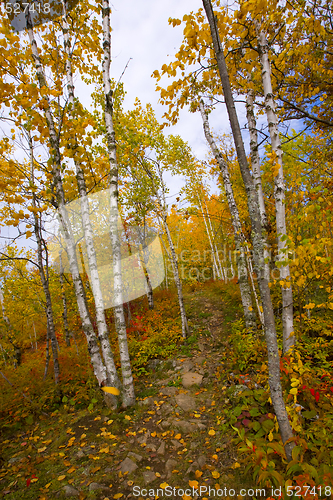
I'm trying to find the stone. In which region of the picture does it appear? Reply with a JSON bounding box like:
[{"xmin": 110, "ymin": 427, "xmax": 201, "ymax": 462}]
[
  {"xmin": 193, "ymin": 356, "xmax": 205, "ymax": 365},
  {"xmin": 159, "ymin": 386, "xmax": 177, "ymax": 396},
  {"xmin": 146, "ymin": 443, "xmax": 156, "ymax": 452},
  {"xmin": 127, "ymin": 452, "xmax": 143, "ymax": 462},
  {"xmin": 137, "ymin": 432, "xmax": 150, "ymax": 444},
  {"xmin": 76, "ymin": 450, "xmax": 85, "ymax": 459},
  {"xmin": 160, "ymin": 420, "xmax": 171, "ymax": 429},
  {"xmin": 147, "ymin": 359, "xmax": 162, "ymax": 369},
  {"xmin": 138, "ymin": 397, "xmax": 154, "ymax": 407},
  {"xmin": 173, "ymin": 419, "xmax": 196, "ymax": 433},
  {"xmin": 88, "ymin": 482, "xmax": 110, "ymax": 492},
  {"xmin": 171, "ymin": 439, "xmax": 182, "ymax": 449},
  {"xmin": 63, "ymin": 485, "xmax": 80, "ymax": 497},
  {"xmin": 165, "ymin": 458, "xmax": 178, "ymax": 477},
  {"xmin": 161, "ymin": 403, "xmax": 174, "ymax": 415},
  {"xmin": 181, "ymin": 360, "xmax": 194, "ymax": 372},
  {"xmin": 157, "ymin": 441, "xmax": 166, "ymax": 455},
  {"xmin": 197, "ymin": 455, "xmax": 206, "ymax": 468},
  {"xmin": 175, "ymin": 393, "xmax": 196, "ymax": 412},
  {"xmin": 143, "ymin": 470, "xmax": 157, "ymax": 484},
  {"xmin": 198, "ymin": 341, "xmax": 205, "ymax": 352},
  {"xmin": 182, "ymin": 372, "xmax": 203, "ymax": 389},
  {"xmin": 118, "ymin": 457, "xmax": 138, "ymax": 474}
]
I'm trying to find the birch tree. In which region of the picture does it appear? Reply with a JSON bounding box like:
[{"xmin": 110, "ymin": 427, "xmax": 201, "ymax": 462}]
[
  {"xmin": 255, "ymin": 24, "xmax": 295, "ymax": 353},
  {"xmin": 101, "ymin": 0, "xmax": 135, "ymax": 406},
  {"xmin": 201, "ymin": 0, "xmax": 295, "ymax": 460}
]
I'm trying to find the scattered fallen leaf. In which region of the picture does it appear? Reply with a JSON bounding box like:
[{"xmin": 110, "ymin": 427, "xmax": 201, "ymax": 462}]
[
  {"xmin": 208, "ymin": 429, "xmax": 216, "ymax": 436},
  {"xmin": 189, "ymin": 480, "xmax": 198, "ymax": 488},
  {"xmin": 114, "ymin": 494, "xmax": 123, "ymax": 499},
  {"xmin": 160, "ymin": 482, "xmax": 169, "ymax": 489},
  {"xmin": 212, "ymin": 471, "xmax": 220, "ymax": 479},
  {"xmin": 195, "ymin": 470, "xmax": 203, "ymax": 478},
  {"xmin": 124, "ymin": 415, "xmax": 131, "ymax": 420},
  {"xmin": 174, "ymin": 433, "xmax": 181, "ymax": 440},
  {"xmin": 38, "ymin": 447, "xmax": 46, "ymax": 453},
  {"xmin": 58, "ymin": 475, "xmax": 66, "ymax": 481},
  {"xmin": 151, "ymin": 432, "xmax": 156, "ymax": 437},
  {"xmin": 68, "ymin": 467, "xmax": 76, "ymax": 474},
  {"xmin": 155, "ymin": 472, "xmax": 161, "ymax": 477},
  {"xmin": 102, "ymin": 386, "xmax": 120, "ymax": 396}
]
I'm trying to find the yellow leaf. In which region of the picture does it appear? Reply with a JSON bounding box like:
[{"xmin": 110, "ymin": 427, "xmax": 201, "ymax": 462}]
[
  {"xmin": 160, "ymin": 482, "xmax": 169, "ymax": 489},
  {"xmin": 290, "ymin": 388, "xmax": 298, "ymax": 395},
  {"xmin": 114, "ymin": 494, "xmax": 123, "ymax": 499},
  {"xmin": 31, "ymin": 478, "xmax": 38, "ymax": 483},
  {"xmin": 45, "ymin": 483, "xmax": 51, "ymax": 489},
  {"xmin": 102, "ymin": 387, "xmax": 120, "ymax": 396},
  {"xmin": 208, "ymin": 429, "xmax": 216, "ymax": 436},
  {"xmin": 38, "ymin": 447, "xmax": 46, "ymax": 453},
  {"xmin": 232, "ymin": 462, "xmax": 240, "ymax": 469},
  {"xmin": 189, "ymin": 480, "xmax": 198, "ymax": 488},
  {"xmin": 212, "ymin": 454, "xmax": 218, "ymax": 460},
  {"xmin": 195, "ymin": 470, "xmax": 203, "ymax": 478},
  {"xmin": 124, "ymin": 415, "xmax": 131, "ymax": 420},
  {"xmin": 174, "ymin": 433, "xmax": 181, "ymax": 440},
  {"xmin": 58, "ymin": 475, "xmax": 66, "ymax": 481},
  {"xmin": 67, "ymin": 467, "xmax": 76, "ymax": 473},
  {"xmin": 107, "ymin": 420, "xmax": 113, "ymax": 425},
  {"xmin": 155, "ymin": 472, "xmax": 161, "ymax": 477},
  {"xmin": 151, "ymin": 432, "xmax": 157, "ymax": 437},
  {"xmin": 211, "ymin": 470, "xmax": 220, "ymax": 478}
]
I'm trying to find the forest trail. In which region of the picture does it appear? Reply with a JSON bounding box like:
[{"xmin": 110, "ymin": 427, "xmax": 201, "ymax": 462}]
[{"xmin": 0, "ymin": 285, "xmax": 246, "ymax": 500}]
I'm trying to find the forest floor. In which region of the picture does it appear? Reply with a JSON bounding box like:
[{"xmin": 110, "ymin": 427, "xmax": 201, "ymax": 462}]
[{"xmin": 0, "ymin": 283, "xmax": 255, "ymax": 500}]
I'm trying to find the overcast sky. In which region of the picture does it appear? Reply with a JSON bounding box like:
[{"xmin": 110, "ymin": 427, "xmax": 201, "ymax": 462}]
[{"xmin": 105, "ymin": 0, "xmax": 232, "ymax": 198}]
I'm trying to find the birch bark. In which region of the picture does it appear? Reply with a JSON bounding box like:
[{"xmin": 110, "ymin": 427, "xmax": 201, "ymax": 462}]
[
  {"xmin": 245, "ymin": 86, "xmax": 270, "ymax": 282},
  {"xmin": 101, "ymin": 0, "xmax": 135, "ymax": 407},
  {"xmin": 61, "ymin": 0, "xmax": 121, "ymax": 397},
  {"xmin": 28, "ymin": 131, "xmax": 60, "ymax": 383},
  {"xmin": 202, "ymin": 0, "xmax": 295, "ymax": 460},
  {"xmin": 255, "ymin": 26, "xmax": 295, "ymax": 353},
  {"xmin": 199, "ymin": 101, "xmax": 256, "ymax": 329},
  {"xmin": 25, "ymin": 12, "xmax": 110, "ymax": 393}
]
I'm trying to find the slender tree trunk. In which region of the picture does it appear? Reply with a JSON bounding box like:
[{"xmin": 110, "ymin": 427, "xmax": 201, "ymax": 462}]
[
  {"xmin": 202, "ymin": 0, "xmax": 294, "ymax": 460},
  {"xmin": 199, "ymin": 101, "xmax": 256, "ymax": 329},
  {"xmin": 245, "ymin": 86, "xmax": 270, "ymax": 282},
  {"xmin": 33, "ymin": 321, "xmax": 38, "ymax": 350},
  {"xmin": 198, "ymin": 196, "xmax": 221, "ymax": 280},
  {"xmin": 26, "ymin": 12, "xmax": 113, "ymax": 400},
  {"xmin": 101, "ymin": 0, "xmax": 135, "ymax": 407},
  {"xmin": 161, "ymin": 215, "xmax": 189, "ymax": 338},
  {"xmin": 28, "ymin": 131, "xmax": 60, "ymax": 384},
  {"xmin": 202, "ymin": 195, "xmax": 225, "ymax": 280},
  {"xmin": 61, "ymin": 1, "xmax": 121, "ymax": 397},
  {"xmin": 255, "ymin": 26, "xmax": 295, "ymax": 354},
  {"xmin": 59, "ymin": 253, "xmax": 71, "ymax": 347},
  {"xmin": 43, "ymin": 327, "xmax": 50, "ymax": 380}
]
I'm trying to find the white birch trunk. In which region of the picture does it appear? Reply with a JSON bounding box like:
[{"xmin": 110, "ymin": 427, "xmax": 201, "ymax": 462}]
[
  {"xmin": 26, "ymin": 13, "xmax": 111, "ymax": 394},
  {"xmin": 28, "ymin": 131, "xmax": 60, "ymax": 384},
  {"xmin": 61, "ymin": 1, "xmax": 121, "ymax": 397},
  {"xmin": 245, "ymin": 86, "xmax": 270, "ymax": 282},
  {"xmin": 256, "ymin": 26, "xmax": 295, "ymax": 353},
  {"xmin": 161, "ymin": 215, "xmax": 189, "ymax": 338},
  {"xmin": 198, "ymin": 196, "xmax": 221, "ymax": 279},
  {"xmin": 199, "ymin": 101, "xmax": 256, "ymax": 329},
  {"xmin": 101, "ymin": 0, "xmax": 135, "ymax": 407},
  {"xmin": 202, "ymin": 0, "xmax": 295, "ymax": 460},
  {"xmin": 203, "ymin": 196, "xmax": 225, "ymax": 280}
]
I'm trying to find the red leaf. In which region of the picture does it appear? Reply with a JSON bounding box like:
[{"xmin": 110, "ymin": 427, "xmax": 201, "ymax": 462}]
[
  {"xmin": 310, "ymin": 388, "xmax": 315, "ymax": 397},
  {"xmin": 315, "ymin": 392, "xmax": 320, "ymax": 402}
]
